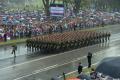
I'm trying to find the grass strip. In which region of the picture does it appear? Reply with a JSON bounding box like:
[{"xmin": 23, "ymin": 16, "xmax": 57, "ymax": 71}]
[
  {"xmin": 0, "ymin": 38, "xmax": 27, "ymax": 46},
  {"xmin": 66, "ymin": 65, "xmax": 96, "ymax": 79}
]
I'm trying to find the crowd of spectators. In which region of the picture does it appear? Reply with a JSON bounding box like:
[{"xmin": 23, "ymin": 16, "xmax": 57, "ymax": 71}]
[
  {"xmin": 88, "ymin": 68, "xmax": 117, "ymax": 80},
  {"xmin": 0, "ymin": 10, "xmax": 120, "ymax": 42},
  {"xmin": 76, "ymin": 71, "xmax": 118, "ymax": 80},
  {"xmin": 51, "ymin": 70, "xmax": 118, "ymax": 80},
  {"xmin": 67, "ymin": 68, "xmax": 119, "ymax": 80}
]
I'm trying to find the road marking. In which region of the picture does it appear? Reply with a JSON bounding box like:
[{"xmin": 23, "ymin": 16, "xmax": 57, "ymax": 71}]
[
  {"xmin": 112, "ymin": 32, "xmax": 120, "ymax": 36},
  {"xmin": 111, "ymin": 35, "xmax": 120, "ymax": 40},
  {"xmin": 14, "ymin": 56, "xmax": 87, "ymax": 80},
  {"xmin": 13, "ymin": 46, "xmax": 119, "ymax": 80},
  {"xmin": 0, "ymin": 35, "xmax": 120, "ymax": 71},
  {"xmin": 14, "ymin": 64, "xmax": 58, "ymax": 80},
  {"xmin": 14, "ymin": 61, "xmax": 99, "ymax": 80},
  {"xmin": 111, "ymin": 36, "xmax": 120, "ymax": 40},
  {"xmin": 111, "ymin": 38, "xmax": 120, "ymax": 42},
  {"xmin": 33, "ymin": 64, "xmax": 58, "ymax": 73}
]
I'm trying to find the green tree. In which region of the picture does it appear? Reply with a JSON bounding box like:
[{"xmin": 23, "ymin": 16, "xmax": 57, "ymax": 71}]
[
  {"xmin": 74, "ymin": 0, "xmax": 81, "ymax": 13},
  {"xmin": 94, "ymin": 0, "xmax": 120, "ymax": 11},
  {"xmin": 63, "ymin": 0, "xmax": 81, "ymax": 13},
  {"xmin": 42, "ymin": 0, "xmax": 50, "ymax": 16},
  {"xmin": 64, "ymin": 0, "xmax": 90, "ymax": 12}
]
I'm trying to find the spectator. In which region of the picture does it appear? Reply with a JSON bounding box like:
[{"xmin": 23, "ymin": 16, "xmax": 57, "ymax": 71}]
[
  {"xmin": 28, "ymin": 30, "xmax": 32, "ymax": 38},
  {"xmin": 59, "ymin": 25, "xmax": 63, "ymax": 33},
  {"xmin": 78, "ymin": 62, "xmax": 83, "ymax": 74},
  {"xmin": 51, "ymin": 75, "xmax": 60, "ymax": 80},
  {"xmin": 87, "ymin": 52, "xmax": 92, "ymax": 68},
  {"xmin": 90, "ymin": 68, "xmax": 97, "ymax": 79},
  {"xmin": 3, "ymin": 33, "xmax": 7, "ymax": 42}
]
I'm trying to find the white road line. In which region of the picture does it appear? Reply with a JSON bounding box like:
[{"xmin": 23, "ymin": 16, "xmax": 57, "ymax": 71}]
[
  {"xmin": 111, "ymin": 33, "xmax": 120, "ymax": 37},
  {"xmin": 0, "ymin": 48, "xmax": 84, "ymax": 70},
  {"xmin": 14, "ymin": 57, "xmax": 86, "ymax": 80},
  {"xmin": 0, "ymin": 36, "xmax": 120, "ymax": 71},
  {"xmin": 14, "ymin": 64, "xmax": 58, "ymax": 80},
  {"xmin": 111, "ymin": 36, "xmax": 120, "ymax": 40},
  {"xmin": 14, "ymin": 47, "xmax": 118, "ymax": 80},
  {"xmin": 109, "ymin": 33, "xmax": 120, "ymax": 39},
  {"xmin": 111, "ymin": 38, "xmax": 120, "ymax": 42}
]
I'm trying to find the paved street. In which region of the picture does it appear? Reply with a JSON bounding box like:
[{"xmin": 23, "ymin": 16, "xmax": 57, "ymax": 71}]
[{"xmin": 0, "ymin": 24, "xmax": 120, "ymax": 80}]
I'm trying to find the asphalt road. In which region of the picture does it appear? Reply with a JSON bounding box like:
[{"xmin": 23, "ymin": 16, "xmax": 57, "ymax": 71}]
[{"xmin": 0, "ymin": 24, "xmax": 120, "ymax": 80}]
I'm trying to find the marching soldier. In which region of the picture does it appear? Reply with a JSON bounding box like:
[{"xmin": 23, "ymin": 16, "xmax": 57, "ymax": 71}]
[
  {"xmin": 26, "ymin": 39, "xmax": 30, "ymax": 50},
  {"xmin": 28, "ymin": 39, "xmax": 32, "ymax": 50},
  {"xmin": 36, "ymin": 39, "xmax": 40, "ymax": 51},
  {"xmin": 11, "ymin": 44, "xmax": 17, "ymax": 57},
  {"xmin": 108, "ymin": 32, "xmax": 111, "ymax": 41},
  {"xmin": 99, "ymin": 32, "xmax": 102, "ymax": 43},
  {"xmin": 105, "ymin": 32, "xmax": 108, "ymax": 42},
  {"xmin": 101, "ymin": 32, "xmax": 105, "ymax": 43},
  {"xmin": 26, "ymin": 30, "xmax": 111, "ymax": 54},
  {"xmin": 87, "ymin": 52, "xmax": 92, "ymax": 68}
]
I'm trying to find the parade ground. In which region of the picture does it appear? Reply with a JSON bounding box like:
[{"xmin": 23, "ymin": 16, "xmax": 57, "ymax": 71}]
[{"xmin": 0, "ymin": 24, "xmax": 120, "ymax": 80}]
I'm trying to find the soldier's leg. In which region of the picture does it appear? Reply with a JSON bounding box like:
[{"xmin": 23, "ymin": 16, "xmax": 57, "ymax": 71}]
[
  {"xmin": 37, "ymin": 45, "xmax": 39, "ymax": 51},
  {"xmin": 108, "ymin": 36, "xmax": 110, "ymax": 41},
  {"xmin": 67, "ymin": 43, "xmax": 70, "ymax": 50},
  {"xmin": 88, "ymin": 60, "xmax": 91, "ymax": 68},
  {"xmin": 35, "ymin": 46, "xmax": 37, "ymax": 51},
  {"xmin": 13, "ymin": 50, "xmax": 16, "ymax": 57},
  {"xmin": 102, "ymin": 38, "xmax": 104, "ymax": 43},
  {"xmin": 32, "ymin": 44, "xmax": 34, "ymax": 52},
  {"xmin": 11, "ymin": 50, "xmax": 14, "ymax": 54},
  {"xmin": 29, "ymin": 44, "xmax": 32, "ymax": 51}
]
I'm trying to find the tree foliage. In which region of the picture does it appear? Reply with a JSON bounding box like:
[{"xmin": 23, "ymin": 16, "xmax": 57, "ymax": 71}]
[
  {"xmin": 42, "ymin": 0, "xmax": 50, "ymax": 16},
  {"xmin": 42, "ymin": 0, "xmax": 58, "ymax": 16},
  {"xmin": 64, "ymin": 0, "xmax": 90, "ymax": 13},
  {"xmin": 42, "ymin": 0, "xmax": 120, "ymax": 16},
  {"xmin": 93, "ymin": 0, "xmax": 120, "ymax": 11}
]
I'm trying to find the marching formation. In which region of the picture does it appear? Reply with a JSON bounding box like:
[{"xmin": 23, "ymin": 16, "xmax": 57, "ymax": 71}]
[{"xmin": 26, "ymin": 30, "xmax": 111, "ymax": 53}]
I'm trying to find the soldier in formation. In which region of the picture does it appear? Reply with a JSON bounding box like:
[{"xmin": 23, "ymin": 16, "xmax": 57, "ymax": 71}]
[{"xmin": 26, "ymin": 30, "xmax": 111, "ymax": 53}]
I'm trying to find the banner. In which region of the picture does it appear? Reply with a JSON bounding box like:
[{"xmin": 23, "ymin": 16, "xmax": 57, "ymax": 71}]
[{"xmin": 50, "ymin": 4, "xmax": 64, "ymax": 17}]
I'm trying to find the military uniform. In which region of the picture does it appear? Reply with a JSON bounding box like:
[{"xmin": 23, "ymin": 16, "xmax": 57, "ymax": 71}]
[{"xmin": 26, "ymin": 30, "xmax": 111, "ymax": 54}]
